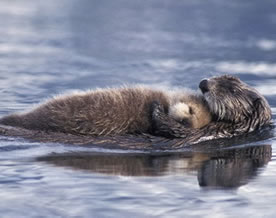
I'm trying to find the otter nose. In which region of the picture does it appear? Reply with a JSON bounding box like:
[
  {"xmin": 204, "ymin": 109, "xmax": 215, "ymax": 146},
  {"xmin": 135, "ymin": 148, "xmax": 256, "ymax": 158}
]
[{"xmin": 199, "ymin": 79, "xmax": 209, "ymax": 93}]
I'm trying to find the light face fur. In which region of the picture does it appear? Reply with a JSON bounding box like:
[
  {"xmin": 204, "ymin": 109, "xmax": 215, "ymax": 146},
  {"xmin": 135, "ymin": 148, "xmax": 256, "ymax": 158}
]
[
  {"xmin": 0, "ymin": 86, "xmax": 211, "ymax": 136},
  {"xmin": 169, "ymin": 98, "xmax": 211, "ymax": 129}
]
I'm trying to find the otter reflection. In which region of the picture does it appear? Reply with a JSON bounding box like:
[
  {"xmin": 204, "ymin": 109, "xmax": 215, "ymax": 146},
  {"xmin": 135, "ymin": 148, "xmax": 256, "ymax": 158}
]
[
  {"xmin": 37, "ymin": 144, "xmax": 271, "ymax": 188},
  {"xmin": 198, "ymin": 144, "xmax": 272, "ymax": 188}
]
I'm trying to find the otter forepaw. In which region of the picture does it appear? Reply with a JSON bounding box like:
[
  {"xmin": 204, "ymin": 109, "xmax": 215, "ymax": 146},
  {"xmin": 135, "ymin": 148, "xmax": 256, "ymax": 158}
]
[{"xmin": 151, "ymin": 101, "xmax": 165, "ymax": 119}]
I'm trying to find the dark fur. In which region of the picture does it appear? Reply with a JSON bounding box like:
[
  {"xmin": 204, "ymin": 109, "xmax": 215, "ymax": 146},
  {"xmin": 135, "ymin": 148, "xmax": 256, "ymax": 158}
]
[{"xmin": 152, "ymin": 75, "xmax": 272, "ymax": 143}]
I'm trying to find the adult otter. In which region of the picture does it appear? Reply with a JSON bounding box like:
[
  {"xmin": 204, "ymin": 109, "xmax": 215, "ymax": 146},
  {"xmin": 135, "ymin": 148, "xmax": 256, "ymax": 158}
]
[
  {"xmin": 152, "ymin": 75, "xmax": 272, "ymax": 143},
  {"xmin": 0, "ymin": 87, "xmax": 211, "ymax": 136}
]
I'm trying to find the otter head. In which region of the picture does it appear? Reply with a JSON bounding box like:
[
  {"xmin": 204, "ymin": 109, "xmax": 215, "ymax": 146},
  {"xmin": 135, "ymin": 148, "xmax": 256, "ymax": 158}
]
[
  {"xmin": 199, "ymin": 75, "xmax": 271, "ymax": 127},
  {"xmin": 169, "ymin": 103, "xmax": 193, "ymax": 127},
  {"xmin": 169, "ymin": 100, "xmax": 211, "ymax": 129}
]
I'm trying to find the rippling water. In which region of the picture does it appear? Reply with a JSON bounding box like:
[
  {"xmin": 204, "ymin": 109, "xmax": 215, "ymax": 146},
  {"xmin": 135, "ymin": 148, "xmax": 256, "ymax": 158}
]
[{"xmin": 0, "ymin": 0, "xmax": 276, "ymax": 217}]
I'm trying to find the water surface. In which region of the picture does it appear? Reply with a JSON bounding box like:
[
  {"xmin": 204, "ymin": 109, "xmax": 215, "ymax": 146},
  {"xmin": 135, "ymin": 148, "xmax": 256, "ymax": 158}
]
[{"xmin": 0, "ymin": 0, "xmax": 276, "ymax": 217}]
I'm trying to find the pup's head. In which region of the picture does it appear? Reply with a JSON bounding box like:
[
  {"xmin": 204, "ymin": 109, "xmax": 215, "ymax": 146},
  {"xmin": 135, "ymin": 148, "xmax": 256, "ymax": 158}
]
[
  {"xmin": 199, "ymin": 75, "xmax": 271, "ymax": 126},
  {"xmin": 169, "ymin": 98, "xmax": 211, "ymax": 129}
]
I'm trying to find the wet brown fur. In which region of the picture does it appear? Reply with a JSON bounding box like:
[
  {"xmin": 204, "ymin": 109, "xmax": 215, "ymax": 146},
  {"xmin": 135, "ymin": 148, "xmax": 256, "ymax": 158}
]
[{"xmin": 152, "ymin": 75, "xmax": 272, "ymax": 143}]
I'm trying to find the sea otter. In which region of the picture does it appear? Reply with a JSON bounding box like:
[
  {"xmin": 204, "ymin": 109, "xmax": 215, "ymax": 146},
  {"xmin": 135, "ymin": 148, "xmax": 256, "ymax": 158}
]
[
  {"xmin": 0, "ymin": 86, "xmax": 211, "ymax": 136},
  {"xmin": 151, "ymin": 75, "xmax": 272, "ymax": 143},
  {"xmin": 0, "ymin": 75, "xmax": 271, "ymax": 147}
]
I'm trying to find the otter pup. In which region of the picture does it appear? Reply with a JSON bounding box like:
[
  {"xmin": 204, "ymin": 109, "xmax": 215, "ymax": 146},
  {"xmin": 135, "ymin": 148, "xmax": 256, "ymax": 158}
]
[
  {"xmin": 169, "ymin": 97, "xmax": 211, "ymax": 128},
  {"xmin": 0, "ymin": 87, "xmax": 211, "ymax": 136},
  {"xmin": 152, "ymin": 75, "xmax": 272, "ymax": 143}
]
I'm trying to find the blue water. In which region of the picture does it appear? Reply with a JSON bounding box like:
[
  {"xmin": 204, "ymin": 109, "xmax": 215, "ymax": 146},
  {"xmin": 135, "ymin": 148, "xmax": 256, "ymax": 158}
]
[{"xmin": 0, "ymin": 0, "xmax": 276, "ymax": 217}]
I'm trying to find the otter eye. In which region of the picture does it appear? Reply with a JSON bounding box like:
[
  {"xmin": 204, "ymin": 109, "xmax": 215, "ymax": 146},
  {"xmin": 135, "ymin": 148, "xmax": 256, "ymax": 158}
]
[
  {"xmin": 189, "ymin": 107, "xmax": 194, "ymax": 115},
  {"xmin": 229, "ymin": 87, "xmax": 237, "ymax": 94},
  {"xmin": 180, "ymin": 118, "xmax": 191, "ymax": 127}
]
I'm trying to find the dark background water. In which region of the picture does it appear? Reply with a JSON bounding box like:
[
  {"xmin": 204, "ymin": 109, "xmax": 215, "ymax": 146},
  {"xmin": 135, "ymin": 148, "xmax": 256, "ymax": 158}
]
[{"xmin": 0, "ymin": 0, "xmax": 276, "ymax": 217}]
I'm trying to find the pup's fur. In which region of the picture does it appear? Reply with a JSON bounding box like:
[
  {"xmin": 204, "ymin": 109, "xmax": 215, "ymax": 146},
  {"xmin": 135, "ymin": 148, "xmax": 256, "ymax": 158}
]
[
  {"xmin": 0, "ymin": 86, "xmax": 211, "ymax": 136},
  {"xmin": 169, "ymin": 97, "xmax": 211, "ymax": 128}
]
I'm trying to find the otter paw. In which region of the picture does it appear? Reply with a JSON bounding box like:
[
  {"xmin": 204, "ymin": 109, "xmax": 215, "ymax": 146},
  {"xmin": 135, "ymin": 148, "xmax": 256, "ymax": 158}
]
[{"xmin": 151, "ymin": 101, "xmax": 165, "ymax": 119}]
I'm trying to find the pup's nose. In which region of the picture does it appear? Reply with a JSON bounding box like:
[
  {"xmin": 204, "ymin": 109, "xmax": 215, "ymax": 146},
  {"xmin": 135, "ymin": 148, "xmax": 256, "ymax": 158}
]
[{"xmin": 199, "ymin": 79, "xmax": 209, "ymax": 93}]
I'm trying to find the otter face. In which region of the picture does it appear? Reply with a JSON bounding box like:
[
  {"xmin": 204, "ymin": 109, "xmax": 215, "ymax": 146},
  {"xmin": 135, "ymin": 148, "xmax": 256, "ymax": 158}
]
[
  {"xmin": 169, "ymin": 102, "xmax": 193, "ymax": 127},
  {"xmin": 199, "ymin": 75, "xmax": 271, "ymax": 124},
  {"xmin": 169, "ymin": 101, "xmax": 211, "ymax": 129}
]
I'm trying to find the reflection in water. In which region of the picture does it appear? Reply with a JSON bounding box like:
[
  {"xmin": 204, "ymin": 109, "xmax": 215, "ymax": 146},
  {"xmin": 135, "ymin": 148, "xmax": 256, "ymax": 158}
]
[
  {"xmin": 37, "ymin": 144, "xmax": 271, "ymax": 189},
  {"xmin": 198, "ymin": 145, "xmax": 272, "ymax": 188}
]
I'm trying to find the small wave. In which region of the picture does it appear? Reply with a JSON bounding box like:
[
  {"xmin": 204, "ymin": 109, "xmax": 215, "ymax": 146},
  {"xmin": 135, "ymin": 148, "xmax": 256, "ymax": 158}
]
[
  {"xmin": 215, "ymin": 61, "xmax": 276, "ymax": 76},
  {"xmin": 0, "ymin": 144, "xmax": 36, "ymax": 152}
]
